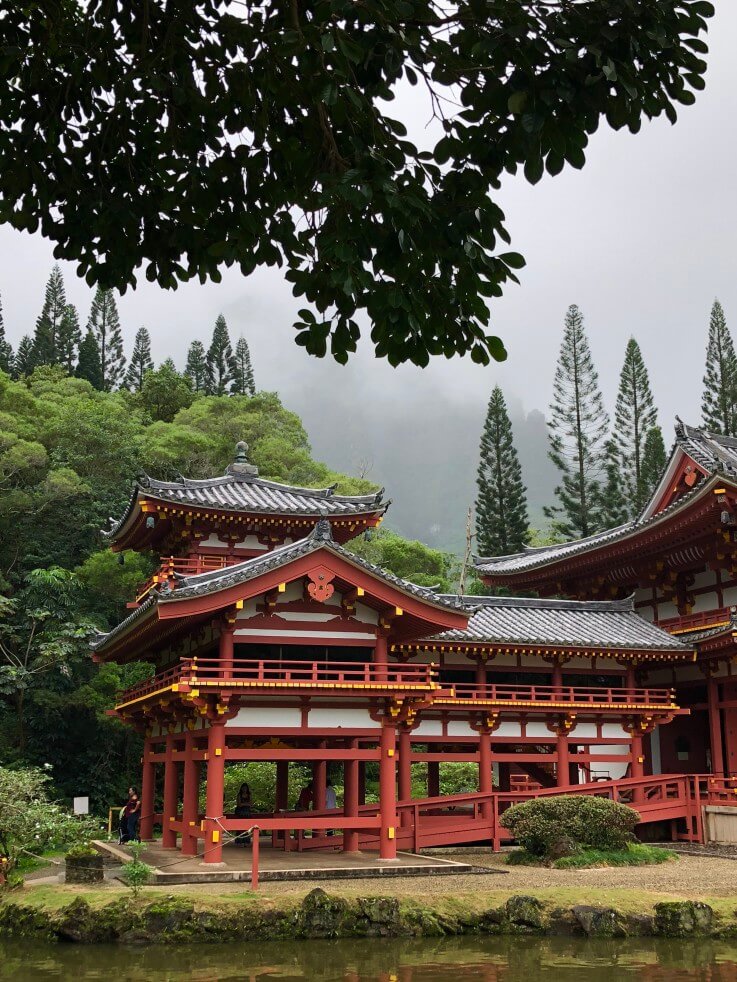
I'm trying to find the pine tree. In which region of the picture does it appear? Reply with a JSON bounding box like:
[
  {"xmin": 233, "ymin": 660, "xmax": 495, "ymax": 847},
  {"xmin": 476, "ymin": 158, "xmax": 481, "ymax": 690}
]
[
  {"xmin": 185, "ymin": 340, "xmax": 209, "ymax": 393},
  {"xmin": 87, "ymin": 287, "xmax": 126, "ymax": 391},
  {"xmin": 230, "ymin": 335, "xmax": 256, "ymax": 396},
  {"xmin": 0, "ymin": 293, "xmax": 13, "ymax": 375},
  {"xmin": 544, "ymin": 304, "xmax": 609, "ymax": 539},
  {"xmin": 14, "ymin": 335, "xmax": 35, "ymax": 377},
  {"xmin": 640, "ymin": 426, "xmax": 668, "ymax": 506},
  {"xmin": 206, "ymin": 315, "xmax": 234, "ymax": 395},
  {"xmin": 597, "ymin": 439, "xmax": 629, "ymax": 529},
  {"xmin": 612, "ymin": 337, "xmax": 658, "ymax": 517},
  {"xmin": 57, "ymin": 304, "xmax": 81, "ymax": 374},
  {"xmin": 75, "ymin": 328, "xmax": 103, "ymax": 390},
  {"xmin": 475, "ymin": 386, "xmax": 529, "ymax": 556},
  {"xmin": 32, "ymin": 264, "xmax": 68, "ymax": 366},
  {"xmin": 125, "ymin": 326, "xmax": 154, "ymax": 391},
  {"xmin": 702, "ymin": 300, "xmax": 737, "ymax": 436}
]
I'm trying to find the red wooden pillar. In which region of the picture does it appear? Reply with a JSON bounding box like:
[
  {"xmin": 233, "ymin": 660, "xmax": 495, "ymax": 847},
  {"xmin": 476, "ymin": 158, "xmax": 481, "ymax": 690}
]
[
  {"xmin": 181, "ymin": 732, "xmax": 200, "ymax": 857},
  {"xmin": 551, "ymin": 658, "xmax": 563, "ymax": 694},
  {"xmin": 343, "ymin": 741, "xmax": 360, "ymax": 853},
  {"xmin": 475, "ymin": 658, "xmax": 486, "ymax": 690},
  {"xmin": 478, "ymin": 729, "xmax": 493, "ymax": 819},
  {"xmin": 358, "ymin": 761, "xmax": 366, "ymax": 805},
  {"xmin": 398, "ymin": 727, "xmax": 412, "ymax": 827},
  {"xmin": 427, "ymin": 760, "xmax": 440, "ymax": 798},
  {"xmin": 374, "ymin": 632, "xmax": 388, "ymax": 682},
  {"xmin": 708, "ymin": 674, "xmax": 725, "ymax": 776},
  {"xmin": 161, "ymin": 736, "xmax": 179, "ymax": 849},
  {"xmin": 204, "ymin": 720, "xmax": 226, "ymax": 864},
  {"xmin": 276, "ymin": 760, "xmax": 289, "ymax": 811},
  {"xmin": 722, "ymin": 680, "xmax": 737, "ymax": 776},
  {"xmin": 220, "ymin": 622, "xmax": 235, "ymax": 680},
  {"xmin": 313, "ymin": 743, "xmax": 327, "ymax": 839},
  {"xmin": 379, "ymin": 721, "xmax": 397, "ymax": 861},
  {"xmin": 140, "ymin": 741, "xmax": 155, "ymax": 841}
]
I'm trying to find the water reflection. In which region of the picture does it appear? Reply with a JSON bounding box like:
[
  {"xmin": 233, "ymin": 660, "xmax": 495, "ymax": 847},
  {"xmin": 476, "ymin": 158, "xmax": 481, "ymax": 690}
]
[{"xmin": 2, "ymin": 937, "xmax": 737, "ymax": 981}]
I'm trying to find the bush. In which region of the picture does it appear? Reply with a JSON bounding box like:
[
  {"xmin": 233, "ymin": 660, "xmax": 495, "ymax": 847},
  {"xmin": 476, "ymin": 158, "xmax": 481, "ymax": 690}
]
[
  {"xmin": 122, "ymin": 842, "xmax": 152, "ymax": 897},
  {"xmin": 64, "ymin": 842, "xmax": 99, "ymax": 860},
  {"xmin": 500, "ymin": 795, "xmax": 640, "ymax": 858}
]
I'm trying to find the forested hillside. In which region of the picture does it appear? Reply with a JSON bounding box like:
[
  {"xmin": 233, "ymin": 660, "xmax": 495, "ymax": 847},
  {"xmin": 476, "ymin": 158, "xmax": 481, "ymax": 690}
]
[{"xmin": 0, "ymin": 367, "xmax": 454, "ymax": 809}]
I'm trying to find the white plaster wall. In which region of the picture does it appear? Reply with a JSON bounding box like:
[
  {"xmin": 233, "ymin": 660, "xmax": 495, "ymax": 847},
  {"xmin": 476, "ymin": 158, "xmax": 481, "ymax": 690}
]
[
  {"xmin": 306, "ymin": 708, "xmax": 377, "ymax": 730},
  {"xmin": 447, "ymin": 720, "xmax": 475, "ymax": 736},
  {"xmin": 227, "ymin": 708, "xmax": 302, "ymax": 728},
  {"xmin": 413, "ymin": 720, "xmax": 444, "ymax": 736}
]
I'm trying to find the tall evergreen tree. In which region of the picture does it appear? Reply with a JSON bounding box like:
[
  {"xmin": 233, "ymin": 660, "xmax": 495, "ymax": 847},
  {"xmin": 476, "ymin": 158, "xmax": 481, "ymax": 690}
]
[
  {"xmin": 597, "ymin": 439, "xmax": 629, "ymax": 529},
  {"xmin": 31, "ymin": 264, "xmax": 68, "ymax": 366},
  {"xmin": 702, "ymin": 300, "xmax": 737, "ymax": 436},
  {"xmin": 14, "ymin": 335, "xmax": 35, "ymax": 377},
  {"xmin": 206, "ymin": 315, "xmax": 234, "ymax": 396},
  {"xmin": 0, "ymin": 293, "xmax": 13, "ymax": 375},
  {"xmin": 612, "ymin": 337, "xmax": 658, "ymax": 517},
  {"xmin": 184, "ymin": 340, "xmax": 209, "ymax": 393},
  {"xmin": 75, "ymin": 328, "xmax": 103, "ymax": 390},
  {"xmin": 230, "ymin": 335, "xmax": 256, "ymax": 396},
  {"xmin": 640, "ymin": 426, "xmax": 668, "ymax": 506},
  {"xmin": 544, "ymin": 305, "xmax": 609, "ymax": 539},
  {"xmin": 475, "ymin": 386, "xmax": 529, "ymax": 556},
  {"xmin": 57, "ymin": 304, "xmax": 81, "ymax": 374},
  {"xmin": 87, "ymin": 287, "xmax": 126, "ymax": 391},
  {"xmin": 125, "ymin": 326, "xmax": 154, "ymax": 391}
]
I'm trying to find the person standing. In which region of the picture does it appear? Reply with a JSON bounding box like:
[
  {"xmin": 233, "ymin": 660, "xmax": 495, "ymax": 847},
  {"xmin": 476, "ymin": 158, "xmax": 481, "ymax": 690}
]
[{"xmin": 123, "ymin": 787, "xmax": 141, "ymax": 843}]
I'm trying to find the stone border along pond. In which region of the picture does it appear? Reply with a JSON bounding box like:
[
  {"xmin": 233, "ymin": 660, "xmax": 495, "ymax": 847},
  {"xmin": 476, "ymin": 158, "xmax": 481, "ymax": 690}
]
[{"xmin": 0, "ymin": 890, "xmax": 735, "ymax": 944}]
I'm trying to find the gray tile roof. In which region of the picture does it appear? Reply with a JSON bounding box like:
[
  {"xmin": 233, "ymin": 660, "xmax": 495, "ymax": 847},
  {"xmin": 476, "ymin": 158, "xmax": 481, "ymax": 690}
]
[
  {"xmin": 427, "ymin": 595, "xmax": 690, "ymax": 653},
  {"xmin": 106, "ymin": 445, "xmax": 388, "ymax": 540},
  {"xmin": 475, "ymin": 419, "xmax": 737, "ymax": 579},
  {"xmin": 92, "ymin": 521, "xmax": 465, "ymax": 653}
]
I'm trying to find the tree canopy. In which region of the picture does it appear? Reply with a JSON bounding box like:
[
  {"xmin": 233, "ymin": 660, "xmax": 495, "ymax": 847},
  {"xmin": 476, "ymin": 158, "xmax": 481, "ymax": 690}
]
[{"xmin": 0, "ymin": 1, "xmax": 712, "ymax": 367}]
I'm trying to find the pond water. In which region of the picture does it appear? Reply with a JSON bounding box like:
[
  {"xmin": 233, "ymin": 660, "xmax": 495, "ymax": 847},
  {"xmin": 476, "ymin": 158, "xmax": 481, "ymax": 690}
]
[{"xmin": 3, "ymin": 937, "xmax": 737, "ymax": 981}]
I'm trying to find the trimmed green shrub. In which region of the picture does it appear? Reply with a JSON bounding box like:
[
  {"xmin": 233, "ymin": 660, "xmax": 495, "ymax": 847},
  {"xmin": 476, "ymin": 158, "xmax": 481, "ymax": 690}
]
[{"xmin": 500, "ymin": 795, "xmax": 640, "ymax": 857}]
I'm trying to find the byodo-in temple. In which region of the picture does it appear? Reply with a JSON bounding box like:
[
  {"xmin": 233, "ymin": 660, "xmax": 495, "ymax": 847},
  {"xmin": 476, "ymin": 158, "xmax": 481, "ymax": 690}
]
[{"xmin": 93, "ymin": 422, "xmax": 737, "ymax": 865}]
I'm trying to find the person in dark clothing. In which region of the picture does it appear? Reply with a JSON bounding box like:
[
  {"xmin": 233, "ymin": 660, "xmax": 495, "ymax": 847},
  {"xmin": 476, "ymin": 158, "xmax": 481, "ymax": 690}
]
[
  {"xmin": 123, "ymin": 787, "xmax": 141, "ymax": 843},
  {"xmin": 233, "ymin": 782, "xmax": 252, "ymax": 846}
]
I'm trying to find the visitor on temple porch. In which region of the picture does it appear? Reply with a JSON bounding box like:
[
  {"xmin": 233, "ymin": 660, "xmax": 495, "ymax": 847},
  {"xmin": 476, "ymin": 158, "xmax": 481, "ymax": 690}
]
[
  {"xmin": 295, "ymin": 782, "xmax": 314, "ymax": 812},
  {"xmin": 325, "ymin": 779, "xmax": 337, "ymax": 835},
  {"xmin": 233, "ymin": 782, "xmax": 252, "ymax": 847},
  {"xmin": 121, "ymin": 787, "xmax": 140, "ymax": 843}
]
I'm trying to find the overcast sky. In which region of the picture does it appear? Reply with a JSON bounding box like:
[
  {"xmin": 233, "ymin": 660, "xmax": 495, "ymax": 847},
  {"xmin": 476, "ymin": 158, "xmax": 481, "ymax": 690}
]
[{"xmin": 1, "ymin": 3, "xmax": 735, "ymax": 457}]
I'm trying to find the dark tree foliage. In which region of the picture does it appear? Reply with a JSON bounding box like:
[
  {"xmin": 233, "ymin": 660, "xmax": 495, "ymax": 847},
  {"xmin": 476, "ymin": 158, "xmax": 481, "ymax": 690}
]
[
  {"xmin": 640, "ymin": 425, "xmax": 669, "ymax": 505},
  {"xmin": 31, "ymin": 264, "xmax": 67, "ymax": 368},
  {"xmin": 206, "ymin": 315, "xmax": 234, "ymax": 395},
  {"xmin": 125, "ymin": 326, "xmax": 154, "ymax": 392},
  {"xmin": 0, "ymin": 2, "xmax": 712, "ymax": 366},
  {"xmin": 57, "ymin": 304, "xmax": 81, "ymax": 374},
  {"xmin": 597, "ymin": 439, "xmax": 629, "ymax": 529},
  {"xmin": 76, "ymin": 329, "xmax": 103, "ymax": 390},
  {"xmin": 701, "ymin": 300, "xmax": 737, "ymax": 436},
  {"xmin": 138, "ymin": 358, "xmax": 195, "ymax": 422},
  {"xmin": 0, "ymin": 294, "xmax": 13, "ymax": 375},
  {"xmin": 231, "ymin": 336, "xmax": 256, "ymax": 397},
  {"xmin": 87, "ymin": 287, "xmax": 126, "ymax": 391},
  {"xmin": 475, "ymin": 386, "xmax": 529, "ymax": 556},
  {"xmin": 184, "ymin": 339, "xmax": 209, "ymax": 393},
  {"xmin": 545, "ymin": 305, "xmax": 609, "ymax": 539},
  {"xmin": 613, "ymin": 338, "xmax": 658, "ymax": 517},
  {"xmin": 13, "ymin": 335, "xmax": 34, "ymax": 377}
]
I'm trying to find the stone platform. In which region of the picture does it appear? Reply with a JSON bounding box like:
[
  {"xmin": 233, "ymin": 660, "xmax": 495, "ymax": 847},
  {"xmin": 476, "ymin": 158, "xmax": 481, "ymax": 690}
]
[{"xmin": 94, "ymin": 839, "xmax": 504, "ymax": 885}]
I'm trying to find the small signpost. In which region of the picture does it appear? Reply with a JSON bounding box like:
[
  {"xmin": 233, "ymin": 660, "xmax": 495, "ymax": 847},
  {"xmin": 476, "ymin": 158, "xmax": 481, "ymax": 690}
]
[{"xmin": 73, "ymin": 796, "xmax": 89, "ymax": 816}]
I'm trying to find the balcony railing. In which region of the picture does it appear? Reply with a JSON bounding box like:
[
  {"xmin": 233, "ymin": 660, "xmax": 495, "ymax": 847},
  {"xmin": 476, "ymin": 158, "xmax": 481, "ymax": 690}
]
[
  {"xmin": 440, "ymin": 682, "xmax": 677, "ymax": 708},
  {"xmin": 131, "ymin": 555, "xmax": 237, "ymax": 605},
  {"xmin": 658, "ymin": 606, "xmax": 732, "ymax": 635},
  {"xmin": 116, "ymin": 658, "xmax": 437, "ymax": 705}
]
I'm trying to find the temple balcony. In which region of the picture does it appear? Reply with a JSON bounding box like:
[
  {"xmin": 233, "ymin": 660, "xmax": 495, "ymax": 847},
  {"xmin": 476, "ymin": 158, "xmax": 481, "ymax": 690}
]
[
  {"xmin": 114, "ymin": 658, "xmax": 678, "ymax": 716},
  {"xmin": 658, "ymin": 606, "xmax": 733, "ymax": 636},
  {"xmin": 129, "ymin": 555, "xmax": 234, "ymax": 606}
]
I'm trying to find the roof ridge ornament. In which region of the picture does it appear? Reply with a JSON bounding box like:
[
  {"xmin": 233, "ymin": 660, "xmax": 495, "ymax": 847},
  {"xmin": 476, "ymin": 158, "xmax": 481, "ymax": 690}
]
[
  {"xmin": 226, "ymin": 440, "xmax": 259, "ymax": 480},
  {"xmin": 311, "ymin": 515, "xmax": 334, "ymax": 542}
]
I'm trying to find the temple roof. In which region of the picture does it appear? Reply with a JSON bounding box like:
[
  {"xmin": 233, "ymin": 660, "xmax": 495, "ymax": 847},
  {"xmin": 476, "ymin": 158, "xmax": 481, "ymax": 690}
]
[
  {"xmin": 429, "ymin": 595, "xmax": 690, "ymax": 653},
  {"xmin": 106, "ymin": 441, "xmax": 388, "ymax": 544},
  {"xmin": 475, "ymin": 418, "xmax": 737, "ymax": 580}
]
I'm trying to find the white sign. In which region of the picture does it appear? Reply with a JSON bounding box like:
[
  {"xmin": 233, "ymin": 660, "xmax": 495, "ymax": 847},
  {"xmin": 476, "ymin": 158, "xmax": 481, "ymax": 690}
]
[{"xmin": 73, "ymin": 797, "xmax": 89, "ymax": 815}]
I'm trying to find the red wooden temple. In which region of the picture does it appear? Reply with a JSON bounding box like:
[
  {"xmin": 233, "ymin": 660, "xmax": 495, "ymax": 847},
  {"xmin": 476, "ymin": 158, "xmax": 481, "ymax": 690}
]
[{"xmin": 94, "ymin": 428, "xmax": 735, "ymax": 864}]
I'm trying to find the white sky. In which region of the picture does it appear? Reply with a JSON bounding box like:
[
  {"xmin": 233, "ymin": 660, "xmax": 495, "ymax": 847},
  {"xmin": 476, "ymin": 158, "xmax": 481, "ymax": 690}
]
[{"xmin": 1, "ymin": 2, "xmax": 735, "ymax": 448}]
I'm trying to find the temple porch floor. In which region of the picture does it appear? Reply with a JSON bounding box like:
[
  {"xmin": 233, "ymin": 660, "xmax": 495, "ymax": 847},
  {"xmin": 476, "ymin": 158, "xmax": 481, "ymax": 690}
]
[{"xmin": 93, "ymin": 839, "xmax": 502, "ymax": 884}]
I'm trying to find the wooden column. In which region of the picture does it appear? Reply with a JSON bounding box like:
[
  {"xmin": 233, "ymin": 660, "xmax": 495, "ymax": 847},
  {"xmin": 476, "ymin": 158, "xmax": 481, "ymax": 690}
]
[
  {"xmin": 379, "ymin": 721, "xmax": 398, "ymax": 861},
  {"xmin": 475, "ymin": 658, "xmax": 487, "ymax": 690},
  {"xmin": 478, "ymin": 729, "xmax": 493, "ymax": 819},
  {"xmin": 140, "ymin": 742, "xmax": 155, "ymax": 841},
  {"xmin": 313, "ymin": 744, "xmax": 327, "ymax": 839},
  {"xmin": 556, "ymin": 731, "xmax": 570, "ymax": 789},
  {"xmin": 373, "ymin": 632, "xmax": 388, "ymax": 682},
  {"xmin": 161, "ymin": 737, "xmax": 179, "ymax": 849},
  {"xmin": 343, "ymin": 741, "xmax": 360, "ymax": 853},
  {"xmin": 220, "ymin": 622, "xmax": 235, "ymax": 680},
  {"xmin": 276, "ymin": 761, "xmax": 289, "ymax": 811},
  {"xmin": 181, "ymin": 732, "xmax": 200, "ymax": 857},
  {"xmin": 708, "ymin": 674, "xmax": 725, "ymax": 776},
  {"xmin": 551, "ymin": 658, "xmax": 563, "ymax": 694},
  {"xmin": 398, "ymin": 727, "xmax": 412, "ymax": 827},
  {"xmin": 204, "ymin": 720, "xmax": 226, "ymax": 864},
  {"xmin": 427, "ymin": 760, "xmax": 440, "ymax": 798}
]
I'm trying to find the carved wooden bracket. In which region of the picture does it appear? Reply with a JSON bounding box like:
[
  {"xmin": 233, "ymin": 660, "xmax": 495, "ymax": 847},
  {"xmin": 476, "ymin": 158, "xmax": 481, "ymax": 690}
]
[{"xmin": 306, "ymin": 566, "xmax": 335, "ymax": 603}]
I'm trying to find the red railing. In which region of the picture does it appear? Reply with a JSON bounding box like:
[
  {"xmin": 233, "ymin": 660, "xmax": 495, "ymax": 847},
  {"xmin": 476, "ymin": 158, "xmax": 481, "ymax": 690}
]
[
  {"xmin": 658, "ymin": 606, "xmax": 732, "ymax": 635},
  {"xmin": 443, "ymin": 682, "xmax": 676, "ymax": 707},
  {"xmin": 133, "ymin": 554, "xmax": 235, "ymax": 604},
  {"xmin": 116, "ymin": 657, "xmax": 436, "ymax": 705}
]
